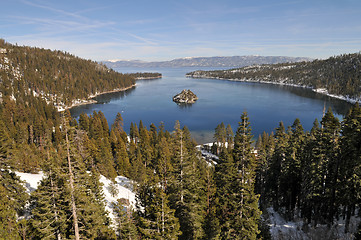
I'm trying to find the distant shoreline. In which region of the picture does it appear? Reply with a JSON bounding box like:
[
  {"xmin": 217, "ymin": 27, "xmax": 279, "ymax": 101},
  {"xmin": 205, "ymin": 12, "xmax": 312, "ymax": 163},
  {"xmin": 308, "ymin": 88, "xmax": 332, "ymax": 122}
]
[
  {"xmin": 135, "ymin": 76, "xmax": 162, "ymax": 80},
  {"xmin": 187, "ymin": 74, "xmax": 360, "ymax": 104},
  {"xmin": 88, "ymin": 84, "xmax": 136, "ymax": 98}
]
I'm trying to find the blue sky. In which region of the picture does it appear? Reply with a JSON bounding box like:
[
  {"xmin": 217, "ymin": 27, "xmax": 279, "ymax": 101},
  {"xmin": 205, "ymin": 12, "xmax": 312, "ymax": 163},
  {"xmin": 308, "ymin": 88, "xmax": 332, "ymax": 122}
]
[{"xmin": 1, "ymin": 0, "xmax": 361, "ymax": 61}]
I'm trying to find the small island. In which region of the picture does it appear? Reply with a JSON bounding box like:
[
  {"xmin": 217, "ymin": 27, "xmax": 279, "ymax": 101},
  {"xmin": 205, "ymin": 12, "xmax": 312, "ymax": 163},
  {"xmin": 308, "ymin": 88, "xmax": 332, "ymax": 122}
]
[
  {"xmin": 128, "ymin": 72, "xmax": 162, "ymax": 80},
  {"xmin": 173, "ymin": 89, "xmax": 198, "ymax": 104}
]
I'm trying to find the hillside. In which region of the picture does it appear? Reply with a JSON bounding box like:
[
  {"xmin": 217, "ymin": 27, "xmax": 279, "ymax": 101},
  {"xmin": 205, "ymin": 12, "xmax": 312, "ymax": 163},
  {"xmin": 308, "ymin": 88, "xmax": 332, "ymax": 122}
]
[
  {"xmin": 187, "ymin": 53, "xmax": 361, "ymax": 102},
  {"xmin": 103, "ymin": 55, "xmax": 311, "ymax": 68},
  {"xmin": 0, "ymin": 39, "xmax": 135, "ymax": 110}
]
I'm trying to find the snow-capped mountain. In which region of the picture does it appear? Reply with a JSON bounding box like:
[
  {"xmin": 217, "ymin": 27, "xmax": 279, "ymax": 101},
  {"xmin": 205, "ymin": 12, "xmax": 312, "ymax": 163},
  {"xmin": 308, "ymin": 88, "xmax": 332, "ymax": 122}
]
[{"xmin": 102, "ymin": 55, "xmax": 311, "ymax": 68}]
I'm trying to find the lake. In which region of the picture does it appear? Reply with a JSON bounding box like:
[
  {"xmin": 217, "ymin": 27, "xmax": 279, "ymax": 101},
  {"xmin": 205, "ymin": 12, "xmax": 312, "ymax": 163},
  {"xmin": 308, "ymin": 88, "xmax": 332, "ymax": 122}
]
[{"xmin": 70, "ymin": 67, "xmax": 353, "ymax": 144}]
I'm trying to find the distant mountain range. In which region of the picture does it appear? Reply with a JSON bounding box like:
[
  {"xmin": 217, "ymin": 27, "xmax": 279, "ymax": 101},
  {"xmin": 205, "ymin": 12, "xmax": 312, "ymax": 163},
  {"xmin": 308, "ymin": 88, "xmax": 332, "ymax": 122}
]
[{"xmin": 102, "ymin": 56, "xmax": 312, "ymax": 69}]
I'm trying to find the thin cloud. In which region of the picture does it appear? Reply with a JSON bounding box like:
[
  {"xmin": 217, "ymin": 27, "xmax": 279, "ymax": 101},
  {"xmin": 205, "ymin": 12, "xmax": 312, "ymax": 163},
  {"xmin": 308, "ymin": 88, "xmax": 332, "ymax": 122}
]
[{"xmin": 21, "ymin": 0, "xmax": 86, "ymax": 20}]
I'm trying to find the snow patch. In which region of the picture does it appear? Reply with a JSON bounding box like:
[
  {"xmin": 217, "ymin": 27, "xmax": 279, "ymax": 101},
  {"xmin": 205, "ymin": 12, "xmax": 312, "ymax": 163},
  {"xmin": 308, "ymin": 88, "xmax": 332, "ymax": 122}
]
[
  {"xmin": 14, "ymin": 171, "xmax": 136, "ymax": 227},
  {"xmin": 15, "ymin": 171, "xmax": 44, "ymax": 194},
  {"xmin": 266, "ymin": 207, "xmax": 358, "ymax": 240},
  {"xmin": 99, "ymin": 175, "xmax": 136, "ymax": 226}
]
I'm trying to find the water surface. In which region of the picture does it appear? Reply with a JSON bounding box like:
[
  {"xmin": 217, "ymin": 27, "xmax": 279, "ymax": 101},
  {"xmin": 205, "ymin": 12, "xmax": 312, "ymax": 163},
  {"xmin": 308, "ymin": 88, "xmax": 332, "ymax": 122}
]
[{"xmin": 70, "ymin": 67, "xmax": 352, "ymax": 144}]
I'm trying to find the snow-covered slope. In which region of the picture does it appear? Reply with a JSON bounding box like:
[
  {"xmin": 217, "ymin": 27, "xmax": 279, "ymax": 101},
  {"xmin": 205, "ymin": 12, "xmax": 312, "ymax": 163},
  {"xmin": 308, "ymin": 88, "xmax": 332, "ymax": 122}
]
[
  {"xmin": 15, "ymin": 171, "xmax": 136, "ymax": 227},
  {"xmin": 99, "ymin": 175, "xmax": 136, "ymax": 224}
]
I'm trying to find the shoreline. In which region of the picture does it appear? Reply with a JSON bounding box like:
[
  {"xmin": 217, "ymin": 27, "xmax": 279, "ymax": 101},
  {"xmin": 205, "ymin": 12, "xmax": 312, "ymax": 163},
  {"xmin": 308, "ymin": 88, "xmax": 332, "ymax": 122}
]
[
  {"xmin": 57, "ymin": 84, "xmax": 136, "ymax": 111},
  {"xmin": 187, "ymin": 74, "xmax": 360, "ymax": 104},
  {"xmin": 135, "ymin": 76, "xmax": 162, "ymax": 80}
]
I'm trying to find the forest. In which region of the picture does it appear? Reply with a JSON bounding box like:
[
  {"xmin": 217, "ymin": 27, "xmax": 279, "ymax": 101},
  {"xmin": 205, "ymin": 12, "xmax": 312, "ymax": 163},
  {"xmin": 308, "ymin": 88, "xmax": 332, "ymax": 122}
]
[
  {"xmin": 127, "ymin": 72, "xmax": 162, "ymax": 80},
  {"xmin": 2, "ymin": 40, "xmax": 361, "ymax": 239},
  {"xmin": 0, "ymin": 39, "xmax": 135, "ymax": 108},
  {"xmin": 187, "ymin": 52, "xmax": 361, "ymax": 100}
]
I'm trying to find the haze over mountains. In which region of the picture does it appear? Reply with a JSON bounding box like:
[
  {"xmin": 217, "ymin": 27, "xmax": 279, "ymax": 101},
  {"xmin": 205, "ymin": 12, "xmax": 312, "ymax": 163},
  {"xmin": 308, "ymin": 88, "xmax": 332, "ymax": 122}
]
[{"xmin": 103, "ymin": 55, "xmax": 312, "ymax": 68}]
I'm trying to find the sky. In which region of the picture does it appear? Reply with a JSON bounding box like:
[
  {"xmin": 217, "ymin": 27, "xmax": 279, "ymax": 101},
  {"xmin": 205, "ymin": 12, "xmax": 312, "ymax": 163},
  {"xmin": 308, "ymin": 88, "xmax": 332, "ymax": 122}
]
[{"xmin": 1, "ymin": 0, "xmax": 361, "ymax": 61}]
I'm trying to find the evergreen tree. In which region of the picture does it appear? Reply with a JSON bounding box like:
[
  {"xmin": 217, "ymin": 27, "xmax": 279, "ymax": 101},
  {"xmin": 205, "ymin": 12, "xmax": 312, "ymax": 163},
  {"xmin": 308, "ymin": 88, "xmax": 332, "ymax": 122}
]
[
  {"xmin": 78, "ymin": 113, "xmax": 90, "ymax": 132},
  {"xmin": 169, "ymin": 122, "xmax": 207, "ymax": 240},
  {"xmin": 320, "ymin": 108, "xmax": 340, "ymax": 224},
  {"xmin": 28, "ymin": 167, "xmax": 67, "ymax": 240},
  {"xmin": 300, "ymin": 118, "xmax": 322, "ymax": 223},
  {"xmin": 0, "ymin": 170, "xmax": 28, "ymax": 240},
  {"xmin": 214, "ymin": 123, "xmax": 226, "ymax": 154},
  {"xmin": 114, "ymin": 135, "xmax": 131, "ymax": 177},
  {"xmin": 255, "ymin": 131, "xmax": 274, "ymax": 208},
  {"xmin": 226, "ymin": 124, "xmax": 234, "ymax": 150},
  {"xmin": 113, "ymin": 198, "xmax": 138, "ymax": 239},
  {"xmin": 135, "ymin": 180, "xmax": 181, "ymax": 239},
  {"xmin": 231, "ymin": 112, "xmax": 261, "ymax": 239},
  {"xmin": 215, "ymin": 149, "xmax": 236, "ymax": 238},
  {"xmin": 0, "ymin": 119, "xmax": 13, "ymax": 167},
  {"xmin": 280, "ymin": 118, "xmax": 304, "ymax": 219},
  {"xmin": 203, "ymin": 167, "xmax": 220, "ymax": 240},
  {"xmin": 155, "ymin": 136, "xmax": 173, "ymax": 192},
  {"xmin": 339, "ymin": 104, "xmax": 361, "ymax": 232},
  {"xmin": 267, "ymin": 121, "xmax": 288, "ymax": 211}
]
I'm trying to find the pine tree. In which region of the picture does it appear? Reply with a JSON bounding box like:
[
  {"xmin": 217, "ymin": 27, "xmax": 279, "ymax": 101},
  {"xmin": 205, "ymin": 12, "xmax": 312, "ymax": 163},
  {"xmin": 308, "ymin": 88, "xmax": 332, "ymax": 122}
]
[
  {"xmin": 138, "ymin": 123, "xmax": 153, "ymax": 169},
  {"xmin": 214, "ymin": 123, "xmax": 226, "ymax": 154},
  {"xmin": 267, "ymin": 121, "xmax": 288, "ymax": 211},
  {"xmin": 155, "ymin": 136, "xmax": 173, "ymax": 192},
  {"xmin": 300, "ymin": 118, "xmax": 322, "ymax": 223},
  {"xmin": 255, "ymin": 131, "xmax": 274, "ymax": 208},
  {"xmin": 320, "ymin": 108, "xmax": 340, "ymax": 224},
  {"xmin": 215, "ymin": 148, "xmax": 236, "ymax": 238},
  {"xmin": 339, "ymin": 104, "xmax": 361, "ymax": 232},
  {"xmin": 135, "ymin": 180, "xmax": 181, "ymax": 239},
  {"xmin": 169, "ymin": 122, "xmax": 207, "ymax": 240},
  {"xmin": 0, "ymin": 170, "xmax": 28, "ymax": 240},
  {"xmin": 78, "ymin": 112, "xmax": 90, "ymax": 132},
  {"xmin": 231, "ymin": 112, "xmax": 261, "ymax": 239},
  {"xmin": 112, "ymin": 112, "xmax": 124, "ymax": 133},
  {"xmin": 28, "ymin": 167, "xmax": 67, "ymax": 240},
  {"xmin": 114, "ymin": 135, "xmax": 131, "ymax": 177},
  {"xmin": 113, "ymin": 198, "xmax": 138, "ymax": 239},
  {"xmin": 226, "ymin": 124, "xmax": 234, "ymax": 150},
  {"xmin": 280, "ymin": 118, "xmax": 304, "ymax": 219},
  {"xmin": 203, "ymin": 167, "xmax": 220, "ymax": 240}
]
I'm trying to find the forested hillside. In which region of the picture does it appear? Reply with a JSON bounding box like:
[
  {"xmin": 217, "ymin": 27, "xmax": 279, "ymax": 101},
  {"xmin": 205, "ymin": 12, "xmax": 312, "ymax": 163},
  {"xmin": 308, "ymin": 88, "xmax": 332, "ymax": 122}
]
[
  {"xmin": 0, "ymin": 39, "xmax": 135, "ymax": 109},
  {"xmin": 187, "ymin": 53, "xmax": 361, "ymax": 101}
]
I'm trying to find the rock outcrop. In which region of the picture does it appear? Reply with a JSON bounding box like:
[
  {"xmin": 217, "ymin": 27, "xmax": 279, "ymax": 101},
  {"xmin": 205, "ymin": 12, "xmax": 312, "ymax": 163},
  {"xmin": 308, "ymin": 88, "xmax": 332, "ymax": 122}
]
[{"xmin": 172, "ymin": 89, "xmax": 198, "ymax": 104}]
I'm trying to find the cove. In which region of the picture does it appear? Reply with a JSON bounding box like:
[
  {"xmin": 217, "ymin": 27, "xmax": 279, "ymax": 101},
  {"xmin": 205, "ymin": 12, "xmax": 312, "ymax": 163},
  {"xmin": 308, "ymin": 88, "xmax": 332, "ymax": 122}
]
[{"xmin": 70, "ymin": 67, "xmax": 353, "ymax": 144}]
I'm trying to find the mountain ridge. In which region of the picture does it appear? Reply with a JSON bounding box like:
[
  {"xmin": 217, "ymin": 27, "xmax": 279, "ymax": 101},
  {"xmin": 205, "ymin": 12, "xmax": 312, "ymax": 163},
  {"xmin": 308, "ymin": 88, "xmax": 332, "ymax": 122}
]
[{"xmin": 102, "ymin": 55, "xmax": 312, "ymax": 68}]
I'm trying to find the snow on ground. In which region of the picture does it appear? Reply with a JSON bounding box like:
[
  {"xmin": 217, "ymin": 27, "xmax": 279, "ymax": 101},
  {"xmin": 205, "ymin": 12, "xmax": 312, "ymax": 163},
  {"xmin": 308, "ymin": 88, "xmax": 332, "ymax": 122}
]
[
  {"xmin": 99, "ymin": 175, "xmax": 136, "ymax": 225},
  {"xmin": 15, "ymin": 171, "xmax": 136, "ymax": 227},
  {"xmin": 15, "ymin": 171, "xmax": 44, "ymax": 193},
  {"xmin": 267, "ymin": 207, "xmax": 308, "ymax": 240},
  {"xmin": 267, "ymin": 207, "xmax": 358, "ymax": 240}
]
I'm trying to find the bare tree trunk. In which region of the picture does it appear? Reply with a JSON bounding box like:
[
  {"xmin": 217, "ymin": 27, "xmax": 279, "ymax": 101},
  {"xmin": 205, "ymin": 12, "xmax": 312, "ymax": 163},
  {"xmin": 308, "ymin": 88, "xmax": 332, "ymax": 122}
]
[
  {"xmin": 161, "ymin": 194, "xmax": 165, "ymax": 234},
  {"xmin": 50, "ymin": 169, "xmax": 62, "ymax": 240},
  {"xmin": 240, "ymin": 120, "xmax": 246, "ymax": 220},
  {"xmin": 180, "ymin": 131, "xmax": 184, "ymax": 203},
  {"xmin": 65, "ymin": 125, "xmax": 80, "ymax": 240}
]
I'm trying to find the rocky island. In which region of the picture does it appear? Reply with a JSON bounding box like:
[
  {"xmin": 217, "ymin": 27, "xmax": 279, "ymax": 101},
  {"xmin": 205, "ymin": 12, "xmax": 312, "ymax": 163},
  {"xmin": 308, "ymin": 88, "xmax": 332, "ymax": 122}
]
[{"xmin": 173, "ymin": 89, "xmax": 198, "ymax": 104}]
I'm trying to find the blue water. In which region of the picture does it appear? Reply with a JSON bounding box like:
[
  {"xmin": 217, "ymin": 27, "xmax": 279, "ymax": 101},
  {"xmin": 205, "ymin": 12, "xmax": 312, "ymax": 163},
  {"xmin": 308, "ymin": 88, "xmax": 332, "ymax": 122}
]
[{"xmin": 70, "ymin": 67, "xmax": 352, "ymax": 144}]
